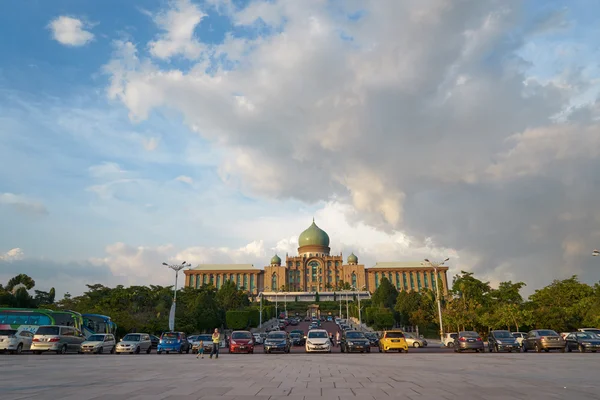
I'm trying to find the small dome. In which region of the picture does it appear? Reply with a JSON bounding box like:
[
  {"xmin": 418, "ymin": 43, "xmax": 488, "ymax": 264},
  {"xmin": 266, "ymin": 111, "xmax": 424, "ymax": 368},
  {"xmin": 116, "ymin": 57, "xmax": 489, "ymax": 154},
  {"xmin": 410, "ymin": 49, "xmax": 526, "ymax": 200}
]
[
  {"xmin": 298, "ymin": 219, "xmax": 330, "ymax": 247},
  {"xmin": 348, "ymin": 252, "xmax": 358, "ymax": 264},
  {"xmin": 270, "ymin": 254, "xmax": 281, "ymax": 265}
]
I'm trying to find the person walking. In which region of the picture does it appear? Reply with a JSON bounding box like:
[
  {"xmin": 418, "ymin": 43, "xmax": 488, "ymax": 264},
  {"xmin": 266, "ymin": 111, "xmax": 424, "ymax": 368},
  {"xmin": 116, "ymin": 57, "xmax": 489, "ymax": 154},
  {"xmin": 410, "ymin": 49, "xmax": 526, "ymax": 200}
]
[
  {"xmin": 196, "ymin": 339, "xmax": 204, "ymax": 359},
  {"xmin": 210, "ymin": 328, "xmax": 220, "ymax": 359},
  {"xmin": 335, "ymin": 331, "xmax": 340, "ymax": 347}
]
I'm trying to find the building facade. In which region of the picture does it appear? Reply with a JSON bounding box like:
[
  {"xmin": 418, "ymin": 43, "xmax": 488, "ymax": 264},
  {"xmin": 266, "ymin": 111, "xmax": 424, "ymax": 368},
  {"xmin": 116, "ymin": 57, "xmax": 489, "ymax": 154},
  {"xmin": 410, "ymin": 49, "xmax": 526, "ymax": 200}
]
[{"xmin": 184, "ymin": 220, "xmax": 449, "ymax": 295}]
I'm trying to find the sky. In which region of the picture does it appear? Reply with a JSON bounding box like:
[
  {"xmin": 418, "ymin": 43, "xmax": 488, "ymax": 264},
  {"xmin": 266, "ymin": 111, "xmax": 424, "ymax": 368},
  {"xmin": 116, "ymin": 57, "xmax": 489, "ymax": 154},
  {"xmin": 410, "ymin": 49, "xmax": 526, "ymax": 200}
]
[{"xmin": 1, "ymin": 0, "xmax": 600, "ymax": 298}]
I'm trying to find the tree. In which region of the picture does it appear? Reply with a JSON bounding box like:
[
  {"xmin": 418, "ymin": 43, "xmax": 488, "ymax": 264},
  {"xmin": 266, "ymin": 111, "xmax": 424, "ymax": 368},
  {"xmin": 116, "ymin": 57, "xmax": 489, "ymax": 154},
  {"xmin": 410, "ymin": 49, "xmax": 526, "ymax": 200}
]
[
  {"xmin": 6, "ymin": 274, "xmax": 36, "ymax": 292},
  {"xmin": 371, "ymin": 277, "xmax": 398, "ymax": 309},
  {"xmin": 216, "ymin": 280, "xmax": 249, "ymax": 311}
]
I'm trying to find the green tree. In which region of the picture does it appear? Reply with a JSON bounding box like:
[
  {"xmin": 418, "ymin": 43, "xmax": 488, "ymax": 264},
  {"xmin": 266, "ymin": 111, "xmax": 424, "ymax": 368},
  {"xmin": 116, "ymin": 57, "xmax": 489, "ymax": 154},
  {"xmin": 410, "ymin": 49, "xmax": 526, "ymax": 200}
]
[
  {"xmin": 216, "ymin": 280, "xmax": 249, "ymax": 311},
  {"xmin": 371, "ymin": 277, "xmax": 398, "ymax": 309},
  {"xmin": 6, "ymin": 274, "xmax": 36, "ymax": 292}
]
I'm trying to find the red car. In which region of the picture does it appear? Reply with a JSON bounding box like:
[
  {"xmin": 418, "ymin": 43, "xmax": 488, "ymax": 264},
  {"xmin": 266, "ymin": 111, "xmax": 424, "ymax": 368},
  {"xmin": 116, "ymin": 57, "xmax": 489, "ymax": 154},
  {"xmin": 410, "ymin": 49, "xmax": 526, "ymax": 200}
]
[{"xmin": 229, "ymin": 331, "xmax": 254, "ymax": 354}]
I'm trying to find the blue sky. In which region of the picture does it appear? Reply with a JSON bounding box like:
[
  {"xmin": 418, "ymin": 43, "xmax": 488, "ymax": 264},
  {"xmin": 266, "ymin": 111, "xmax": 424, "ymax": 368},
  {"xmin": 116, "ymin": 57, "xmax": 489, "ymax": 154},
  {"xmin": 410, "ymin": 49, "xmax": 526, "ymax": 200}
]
[{"xmin": 1, "ymin": 0, "xmax": 600, "ymax": 296}]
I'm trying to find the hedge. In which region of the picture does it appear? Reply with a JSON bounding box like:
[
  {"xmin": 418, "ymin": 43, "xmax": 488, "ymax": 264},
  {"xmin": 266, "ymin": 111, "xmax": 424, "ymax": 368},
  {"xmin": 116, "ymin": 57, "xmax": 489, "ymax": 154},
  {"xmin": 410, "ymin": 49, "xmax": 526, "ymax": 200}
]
[
  {"xmin": 226, "ymin": 310, "xmax": 249, "ymax": 330},
  {"xmin": 247, "ymin": 308, "xmax": 260, "ymax": 327}
]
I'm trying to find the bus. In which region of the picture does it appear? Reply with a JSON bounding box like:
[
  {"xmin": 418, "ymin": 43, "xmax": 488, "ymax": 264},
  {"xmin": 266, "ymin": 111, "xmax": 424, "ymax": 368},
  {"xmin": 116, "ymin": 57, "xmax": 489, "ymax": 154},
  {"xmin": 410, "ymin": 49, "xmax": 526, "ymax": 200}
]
[
  {"xmin": 0, "ymin": 308, "xmax": 83, "ymax": 334},
  {"xmin": 82, "ymin": 314, "xmax": 117, "ymax": 337}
]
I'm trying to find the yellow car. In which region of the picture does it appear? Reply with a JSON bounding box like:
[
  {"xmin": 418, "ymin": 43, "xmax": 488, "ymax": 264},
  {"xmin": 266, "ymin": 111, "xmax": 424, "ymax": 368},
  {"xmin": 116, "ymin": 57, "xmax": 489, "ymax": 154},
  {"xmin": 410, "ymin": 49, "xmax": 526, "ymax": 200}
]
[{"xmin": 378, "ymin": 330, "xmax": 409, "ymax": 353}]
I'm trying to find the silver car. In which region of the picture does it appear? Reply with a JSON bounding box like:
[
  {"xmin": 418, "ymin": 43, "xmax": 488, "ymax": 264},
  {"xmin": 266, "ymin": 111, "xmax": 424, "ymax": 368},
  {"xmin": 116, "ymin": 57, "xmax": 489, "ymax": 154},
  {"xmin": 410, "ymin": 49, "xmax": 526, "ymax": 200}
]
[
  {"xmin": 81, "ymin": 334, "xmax": 116, "ymax": 354},
  {"xmin": 116, "ymin": 333, "xmax": 152, "ymax": 354},
  {"xmin": 31, "ymin": 325, "xmax": 85, "ymax": 354},
  {"xmin": 403, "ymin": 333, "xmax": 428, "ymax": 348}
]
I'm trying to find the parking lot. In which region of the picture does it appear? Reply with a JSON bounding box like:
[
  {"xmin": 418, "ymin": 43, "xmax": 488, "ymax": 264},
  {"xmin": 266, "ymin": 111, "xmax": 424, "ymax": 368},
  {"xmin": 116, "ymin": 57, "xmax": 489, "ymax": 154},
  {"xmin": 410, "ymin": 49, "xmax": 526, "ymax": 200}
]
[{"xmin": 2, "ymin": 351, "xmax": 599, "ymax": 400}]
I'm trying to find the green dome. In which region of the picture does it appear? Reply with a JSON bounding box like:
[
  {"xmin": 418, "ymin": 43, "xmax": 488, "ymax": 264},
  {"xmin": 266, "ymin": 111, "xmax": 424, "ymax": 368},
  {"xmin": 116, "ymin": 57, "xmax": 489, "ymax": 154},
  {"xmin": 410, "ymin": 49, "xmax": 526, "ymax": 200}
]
[
  {"xmin": 348, "ymin": 252, "xmax": 358, "ymax": 264},
  {"xmin": 270, "ymin": 254, "xmax": 281, "ymax": 265},
  {"xmin": 298, "ymin": 219, "xmax": 330, "ymax": 247}
]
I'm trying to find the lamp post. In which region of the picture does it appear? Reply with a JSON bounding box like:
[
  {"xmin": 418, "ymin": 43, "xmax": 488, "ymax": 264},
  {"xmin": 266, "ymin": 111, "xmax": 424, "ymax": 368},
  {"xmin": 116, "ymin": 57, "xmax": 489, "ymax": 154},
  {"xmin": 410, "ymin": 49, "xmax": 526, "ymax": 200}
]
[
  {"xmin": 423, "ymin": 257, "xmax": 449, "ymax": 347},
  {"xmin": 162, "ymin": 261, "xmax": 191, "ymax": 331},
  {"xmin": 258, "ymin": 291, "xmax": 264, "ymax": 328}
]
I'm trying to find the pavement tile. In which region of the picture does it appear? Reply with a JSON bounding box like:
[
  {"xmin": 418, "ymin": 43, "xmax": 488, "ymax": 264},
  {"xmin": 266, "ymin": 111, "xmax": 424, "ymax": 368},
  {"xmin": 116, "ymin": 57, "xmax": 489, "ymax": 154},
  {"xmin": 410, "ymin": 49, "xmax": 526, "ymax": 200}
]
[
  {"xmin": 322, "ymin": 388, "xmax": 355, "ymax": 397},
  {"xmin": 256, "ymin": 387, "xmax": 291, "ymax": 396}
]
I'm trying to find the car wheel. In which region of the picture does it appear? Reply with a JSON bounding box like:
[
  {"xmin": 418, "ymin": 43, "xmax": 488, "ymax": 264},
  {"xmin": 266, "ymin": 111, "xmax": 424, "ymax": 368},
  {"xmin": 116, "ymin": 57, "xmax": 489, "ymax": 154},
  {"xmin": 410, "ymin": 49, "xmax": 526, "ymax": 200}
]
[
  {"xmin": 186, "ymin": 346, "xmax": 190, "ymax": 354},
  {"xmin": 146, "ymin": 346, "xmax": 151, "ymax": 354},
  {"xmin": 111, "ymin": 346, "xmax": 116, "ymax": 354},
  {"xmin": 135, "ymin": 346, "xmax": 141, "ymax": 354},
  {"xmin": 16, "ymin": 344, "xmax": 23, "ymax": 354},
  {"xmin": 378, "ymin": 346, "xmax": 382, "ymax": 353},
  {"xmin": 413, "ymin": 342, "xmax": 421, "ymax": 348},
  {"xmin": 559, "ymin": 346, "xmax": 565, "ymax": 353},
  {"xmin": 57, "ymin": 344, "xmax": 67, "ymax": 355},
  {"xmin": 97, "ymin": 346, "xmax": 103, "ymax": 354},
  {"xmin": 366, "ymin": 347, "xmax": 370, "ymax": 353}
]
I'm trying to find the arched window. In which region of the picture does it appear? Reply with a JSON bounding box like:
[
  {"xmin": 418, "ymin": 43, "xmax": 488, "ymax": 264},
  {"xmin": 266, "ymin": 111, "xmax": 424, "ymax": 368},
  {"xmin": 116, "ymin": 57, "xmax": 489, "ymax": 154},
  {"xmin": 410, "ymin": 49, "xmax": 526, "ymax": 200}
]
[
  {"xmin": 309, "ymin": 261, "xmax": 319, "ymax": 282},
  {"xmin": 250, "ymin": 274, "xmax": 255, "ymax": 291},
  {"xmin": 195, "ymin": 275, "xmax": 200, "ymax": 289},
  {"xmin": 423, "ymin": 273, "xmax": 428, "ymax": 289},
  {"xmin": 410, "ymin": 272, "xmax": 414, "ymax": 290},
  {"xmin": 209, "ymin": 274, "xmax": 214, "ymax": 285},
  {"xmin": 327, "ymin": 269, "xmax": 332, "ymax": 284},
  {"xmin": 271, "ymin": 273, "xmax": 277, "ymax": 291},
  {"xmin": 375, "ymin": 272, "xmax": 379, "ymax": 289},
  {"xmin": 395, "ymin": 272, "xmax": 400, "ymax": 289},
  {"xmin": 203, "ymin": 275, "xmax": 207, "ymax": 285},
  {"xmin": 351, "ymin": 272, "xmax": 357, "ymax": 288},
  {"xmin": 402, "ymin": 272, "xmax": 407, "ymax": 288},
  {"xmin": 216, "ymin": 275, "xmax": 221, "ymax": 289},
  {"xmin": 388, "ymin": 272, "xmax": 392, "ymax": 282},
  {"xmin": 243, "ymin": 274, "xmax": 248, "ymax": 289},
  {"xmin": 189, "ymin": 275, "xmax": 195, "ymax": 288},
  {"xmin": 236, "ymin": 273, "xmax": 241, "ymax": 289},
  {"xmin": 416, "ymin": 273, "xmax": 421, "ymax": 290},
  {"xmin": 289, "ymin": 270, "xmax": 294, "ymax": 283}
]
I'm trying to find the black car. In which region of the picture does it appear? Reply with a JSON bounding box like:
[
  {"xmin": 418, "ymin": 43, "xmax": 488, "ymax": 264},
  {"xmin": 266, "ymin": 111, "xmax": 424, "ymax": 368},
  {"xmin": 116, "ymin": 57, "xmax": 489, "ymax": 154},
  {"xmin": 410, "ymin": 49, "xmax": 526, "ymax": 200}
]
[
  {"xmin": 149, "ymin": 335, "xmax": 160, "ymax": 348},
  {"xmin": 364, "ymin": 332, "xmax": 379, "ymax": 347},
  {"xmin": 264, "ymin": 331, "xmax": 291, "ymax": 353},
  {"xmin": 488, "ymin": 330, "xmax": 520, "ymax": 352},
  {"xmin": 289, "ymin": 332, "xmax": 305, "ymax": 346},
  {"xmin": 565, "ymin": 332, "xmax": 600, "ymax": 353},
  {"xmin": 340, "ymin": 330, "xmax": 371, "ymax": 353},
  {"xmin": 290, "ymin": 319, "xmax": 299, "ymax": 326}
]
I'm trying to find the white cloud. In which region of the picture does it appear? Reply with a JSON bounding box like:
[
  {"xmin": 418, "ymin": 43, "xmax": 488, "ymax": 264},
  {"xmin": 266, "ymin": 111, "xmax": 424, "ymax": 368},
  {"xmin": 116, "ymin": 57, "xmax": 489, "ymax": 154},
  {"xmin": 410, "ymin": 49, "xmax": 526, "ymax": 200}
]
[
  {"xmin": 0, "ymin": 248, "xmax": 24, "ymax": 262},
  {"xmin": 147, "ymin": 0, "xmax": 206, "ymax": 60},
  {"xmin": 175, "ymin": 175, "xmax": 193, "ymax": 184},
  {"xmin": 0, "ymin": 193, "xmax": 48, "ymax": 216},
  {"xmin": 48, "ymin": 16, "xmax": 94, "ymax": 47},
  {"xmin": 142, "ymin": 137, "xmax": 159, "ymax": 151}
]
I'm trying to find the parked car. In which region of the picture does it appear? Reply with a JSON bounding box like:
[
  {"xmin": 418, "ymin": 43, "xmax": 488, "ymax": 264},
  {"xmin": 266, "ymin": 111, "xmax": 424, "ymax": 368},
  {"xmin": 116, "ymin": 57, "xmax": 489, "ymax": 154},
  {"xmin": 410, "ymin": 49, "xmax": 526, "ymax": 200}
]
[
  {"xmin": 190, "ymin": 334, "xmax": 213, "ymax": 354},
  {"xmin": 487, "ymin": 330, "xmax": 519, "ymax": 353},
  {"xmin": 157, "ymin": 331, "xmax": 190, "ymax": 354},
  {"xmin": 290, "ymin": 332, "xmax": 306, "ymax": 346},
  {"xmin": 290, "ymin": 319, "xmax": 299, "ymax": 326},
  {"xmin": 253, "ymin": 333, "xmax": 264, "ymax": 344},
  {"xmin": 512, "ymin": 332, "xmax": 526, "ymax": 347},
  {"xmin": 522, "ymin": 330, "xmax": 565, "ymax": 353},
  {"xmin": 454, "ymin": 331, "xmax": 484, "ymax": 353},
  {"xmin": 116, "ymin": 333, "xmax": 152, "ymax": 354},
  {"xmin": 364, "ymin": 332, "xmax": 379, "ymax": 347},
  {"xmin": 0, "ymin": 329, "xmax": 33, "ymax": 354},
  {"xmin": 403, "ymin": 332, "xmax": 427, "ymax": 348},
  {"xmin": 263, "ymin": 331, "xmax": 291, "ymax": 353},
  {"xmin": 305, "ymin": 329, "xmax": 331, "ymax": 353},
  {"xmin": 341, "ymin": 330, "xmax": 371, "ymax": 353},
  {"xmin": 31, "ymin": 325, "xmax": 85, "ymax": 354},
  {"xmin": 81, "ymin": 333, "xmax": 116, "ymax": 354},
  {"xmin": 578, "ymin": 328, "xmax": 600, "ymax": 336},
  {"xmin": 565, "ymin": 332, "xmax": 600, "ymax": 353},
  {"xmin": 442, "ymin": 333, "xmax": 458, "ymax": 347},
  {"xmin": 149, "ymin": 335, "xmax": 160, "ymax": 348},
  {"xmin": 229, "ymin": 330, "xmax": 254, "ymax": 354},
  {"xmin": 378, "ymin": 330, "xmax": 408, "ymax": 353}
]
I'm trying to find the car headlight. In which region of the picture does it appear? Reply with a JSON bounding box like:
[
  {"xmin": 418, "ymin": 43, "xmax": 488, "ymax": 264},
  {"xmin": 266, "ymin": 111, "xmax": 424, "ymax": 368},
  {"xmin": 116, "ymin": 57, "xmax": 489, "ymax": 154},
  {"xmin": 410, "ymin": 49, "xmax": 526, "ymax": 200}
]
[
  {"xmin": 306, "ymin": 340, "xmax": 313, "ymax": 345},
  {"xmin": 582, "ymin": 342, "xmax": 591, "ymax": 345},
  {"xmin": 347, "ymin": 341, "xmax": 354, "ymax": 346}
]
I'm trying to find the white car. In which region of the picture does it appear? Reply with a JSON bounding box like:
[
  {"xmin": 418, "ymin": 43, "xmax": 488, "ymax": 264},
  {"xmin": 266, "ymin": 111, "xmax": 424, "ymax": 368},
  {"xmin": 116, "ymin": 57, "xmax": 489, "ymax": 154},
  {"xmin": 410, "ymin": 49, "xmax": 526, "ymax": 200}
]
[
  {"xmin": 253, "ymin": 333, "xmax": 264, "ymax": 344},
  {"xmin": 0, "ymin": 329, "xmax": 33, "ymax": 354},
  {"xmin": 116, "ymin": 333, "xmax": 152, "ymax": 354},
  {"xmin": 442, "ymin": 333, "xmax": 458, "ymax": 347},
  {"xmin": 305, "ymin": 329, "xmax": 331, "ymax": 353},
  {"xmin": 511, "ymin": 332, "xmax": 526, "ymax": 347},
  {"xmin": 81, "ymin": 333, "xmax": 116, "ymax": 354}
]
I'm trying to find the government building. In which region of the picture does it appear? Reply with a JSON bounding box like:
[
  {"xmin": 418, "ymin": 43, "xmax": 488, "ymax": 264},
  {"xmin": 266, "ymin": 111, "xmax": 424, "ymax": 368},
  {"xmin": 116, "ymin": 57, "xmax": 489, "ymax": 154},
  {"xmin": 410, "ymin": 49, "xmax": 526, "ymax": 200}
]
[{"xmin": 184, "ymin": 220, "xmax": 449, "ymax": 298}]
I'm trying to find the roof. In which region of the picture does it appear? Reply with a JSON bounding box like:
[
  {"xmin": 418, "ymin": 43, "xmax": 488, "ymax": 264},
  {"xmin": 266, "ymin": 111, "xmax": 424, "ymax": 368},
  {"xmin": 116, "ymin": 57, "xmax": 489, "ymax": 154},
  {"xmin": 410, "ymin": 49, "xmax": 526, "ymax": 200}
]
[
  {"xmin": 368, "ymin": 262, "xmax": 447, "ymax": 269},
  {"xmin": 189, "ymin": 264, "xmax": 261, "ymax": 271}
]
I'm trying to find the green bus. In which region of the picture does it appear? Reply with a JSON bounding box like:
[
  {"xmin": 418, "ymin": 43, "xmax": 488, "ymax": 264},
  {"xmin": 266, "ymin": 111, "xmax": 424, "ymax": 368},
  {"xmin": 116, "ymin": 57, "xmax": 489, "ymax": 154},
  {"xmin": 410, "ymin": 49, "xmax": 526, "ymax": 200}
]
[{"xmin": 0, "ymin": 308, "xmax": 83, "ymax": 334}]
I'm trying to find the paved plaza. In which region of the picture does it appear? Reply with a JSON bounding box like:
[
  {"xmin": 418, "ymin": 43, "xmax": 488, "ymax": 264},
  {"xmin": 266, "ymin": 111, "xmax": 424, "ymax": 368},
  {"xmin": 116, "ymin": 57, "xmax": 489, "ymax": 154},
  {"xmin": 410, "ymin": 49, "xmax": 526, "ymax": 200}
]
[{"xmin": 1, "ymin": 352, "xmax": 599, "ymax": 400}]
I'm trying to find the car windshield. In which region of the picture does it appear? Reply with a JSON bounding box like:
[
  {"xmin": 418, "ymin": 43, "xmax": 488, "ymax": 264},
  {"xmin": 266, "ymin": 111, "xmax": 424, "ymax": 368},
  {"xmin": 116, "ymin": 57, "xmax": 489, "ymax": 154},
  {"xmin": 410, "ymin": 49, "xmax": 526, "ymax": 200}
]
[
  {"xmin": 346, "ymin": 332, "xmax": 366, "ymax": 339},
  {"xmin": 582, "ymin": 329, "xmax": 600, "ymax": 335},
  {"xmin": 512, "ymin": 333, "xmax": 523, "ymax": 338},
  {"xmin": 268, "ymin": 333, "xmax": 286, "ymax": 339},
  {"xmin": 290, "ymin": 333, "xmax": 301, "ymax": 338},
  {"xmin": 460, "ymin": 331, "xmax": 479, "ymax": 337},
  {"xmin": 0, "ymin": 329, "xmax": 17, "ymax": 336},
  {"xmin": 232, "ymin": 332, "xmax": 252, "ymax": 339},
  {"xmin": 577, "ymin": 333, "xmax": 597, "ymax": 339},
  {"xmin": 198, "ymin": 335, "xmax": 212, "ymax": 341},
  {"xmin": 384, "ymin": 332, "xmax": 404, "ymax": 339},
  {"xmin": 123, "ymin": 334, "xmax": 141, "ymax": 341},
  {"xmin": 365, "ymin": 333, "xmax": 377, "ymax": 338},
  {"xmin": 308, "ymin": 331, "xmax": 328, "ymax": 338},
  {"xmin": 87, "ymin": 335, "xmax": 106, "ymax": 341},
  {"xmin": 537, "ymin": 330, "xmax": 558, "ymax": 336},
  {"xmin": 36, "ymin": 326, "xmax": 60, "ymax": 336},
  {"xmin": 493, "ymin": 331, "xmax": 513, "ymax": 339},
  {"xmin": 162, "ymin": 333, "xmax": 179, "ymax": 339},
  {"xmin": 450, "ymin": 333, "xmax": 458, "ymax": 339}
]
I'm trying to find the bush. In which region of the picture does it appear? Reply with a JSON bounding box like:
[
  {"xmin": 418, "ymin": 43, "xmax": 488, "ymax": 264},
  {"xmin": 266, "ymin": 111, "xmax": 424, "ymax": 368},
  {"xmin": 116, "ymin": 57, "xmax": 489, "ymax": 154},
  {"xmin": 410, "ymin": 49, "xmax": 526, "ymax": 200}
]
[
  {"xmin": 247, "ymin": 308, "xmax": 260, "ymax": 327},
  {"xmin": 226, "ymin": 310, "xmax": 249, "ymax": 330},
  {"xmin": 373, "ymin": 310, "xmax": 395, "ymax": 330}
]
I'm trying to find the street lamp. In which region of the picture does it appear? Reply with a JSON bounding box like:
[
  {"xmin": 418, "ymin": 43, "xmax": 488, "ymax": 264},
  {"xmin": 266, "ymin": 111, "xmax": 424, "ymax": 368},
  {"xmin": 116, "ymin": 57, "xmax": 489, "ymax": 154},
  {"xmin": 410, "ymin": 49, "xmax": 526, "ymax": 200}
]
[
  {"xmin": 423, "ymin": 257, "xmax": 449, "ymax": 347},
  {"xmin": 163, "ymin": 260, "xmax": 191, "ymax": 331}
]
